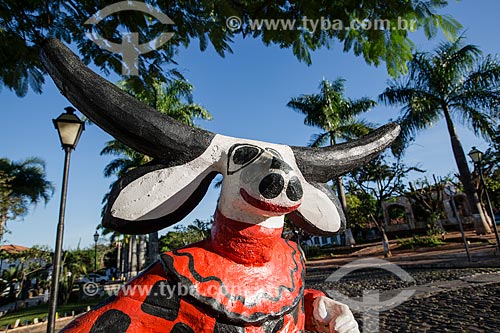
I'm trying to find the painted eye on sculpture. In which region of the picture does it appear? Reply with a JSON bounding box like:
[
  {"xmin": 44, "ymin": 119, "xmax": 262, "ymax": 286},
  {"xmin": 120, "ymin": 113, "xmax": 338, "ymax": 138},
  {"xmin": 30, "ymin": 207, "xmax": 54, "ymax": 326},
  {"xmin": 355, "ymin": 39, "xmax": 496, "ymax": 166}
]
[
  {"xmin": 233, "ymin": 146, "xmax": 261, "ymax": 165},
  {"xmin": 227, "ymin": 144, "xmax": 264, "ymax": 175}
]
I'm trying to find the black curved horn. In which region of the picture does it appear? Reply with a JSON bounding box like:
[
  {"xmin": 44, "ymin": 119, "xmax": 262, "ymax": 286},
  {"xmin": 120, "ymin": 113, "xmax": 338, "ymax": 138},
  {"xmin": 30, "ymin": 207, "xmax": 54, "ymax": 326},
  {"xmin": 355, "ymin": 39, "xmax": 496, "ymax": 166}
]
[
  {"xmin": 291, "ymin": 123, "xmax": 401, "ymax": 183},
  {"xmin": 40, "ymin": 39, "xmax": 215, "ymax": 165}
]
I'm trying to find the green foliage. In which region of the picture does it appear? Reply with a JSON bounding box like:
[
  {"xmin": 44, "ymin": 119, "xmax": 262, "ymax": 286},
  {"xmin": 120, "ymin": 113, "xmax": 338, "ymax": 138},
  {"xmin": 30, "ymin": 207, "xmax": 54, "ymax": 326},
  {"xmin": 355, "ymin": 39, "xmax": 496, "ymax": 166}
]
[
  {"xmin": 0, "ymin": 298, "xmax": 103, "ymax": 328},
  {"xmin": 477, "ymin": 127, "xmax": 500, "ymax": 210},
  {"xmin": 1, "ymin": 0, "xmax": 461, "ymax": 96},
  {"xmin": 288, "ymin": 77, "xmax": 376, "ymax": 230},
  {"xmin": 0, "ymin": 245, "xmax": 51, "ymax": 303},
  {"xmin": 288, "ymin": 78, "xmax": 375, "ymax": 147},
  {"xmin": 345, "ymin": 192, "xmax": 377, "ymax": 230},
  {"xmin": 347, "ymin": 154, "xmax": 424, "ymax": 220},
  {"xmin": 0, "ymin": 157, "xmax": 54, "ymax": 239},
  {"xmin": 100, "ymin": 78, "xmax": 212, "ymax": 218},
  {"xmin": 159, "ymin": 219, "xmax": 212, "ymax": 252},
  {"xmin": 398, "ymin": 234, "xmax": 445, "ymax": 249},
  {"xmin": 381, "ymin": 35, "xmax": 500, "ymax": 233},
  {"xmin": 407, "ymin": 175, "xmax": 453, "ymax": 233},
  {"xmin": 380, "ymin": 36, "xmax": 500, "ymax": 157},
  {"xmin": 118, "ymin": 79, "xmax": 212, "ymax": 126},
  {"xmin": 62, "ymin": 247, "xmax": 93, "ymax": 278},
  {"xmin": 57, "ymin": 266, "xmax": 74, "ymax": 305}
]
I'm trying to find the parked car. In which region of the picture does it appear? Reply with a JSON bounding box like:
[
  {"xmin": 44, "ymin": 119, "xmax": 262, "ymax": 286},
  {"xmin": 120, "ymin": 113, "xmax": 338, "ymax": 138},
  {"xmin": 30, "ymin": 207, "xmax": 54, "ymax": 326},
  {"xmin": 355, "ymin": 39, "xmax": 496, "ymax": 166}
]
[{"xmin": 77, "ymin": 273, "xmax": 110, "ymax": 284}]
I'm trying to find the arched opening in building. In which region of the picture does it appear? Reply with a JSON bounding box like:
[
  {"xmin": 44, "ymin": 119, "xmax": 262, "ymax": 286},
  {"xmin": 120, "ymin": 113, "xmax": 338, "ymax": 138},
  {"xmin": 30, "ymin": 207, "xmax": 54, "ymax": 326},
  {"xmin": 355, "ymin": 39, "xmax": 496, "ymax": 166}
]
[{"xmin": 387, "ymin": 204, "xmax": 407, "ymax": 225}]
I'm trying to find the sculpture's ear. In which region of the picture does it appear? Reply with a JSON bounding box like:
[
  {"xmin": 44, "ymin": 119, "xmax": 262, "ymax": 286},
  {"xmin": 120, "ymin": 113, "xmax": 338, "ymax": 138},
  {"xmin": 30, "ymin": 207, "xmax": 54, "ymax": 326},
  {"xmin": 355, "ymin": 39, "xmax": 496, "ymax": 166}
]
[
  {"xmin": 287, "ymin": 182, "xmax": 345, "ymax": 235},
  {"xmin": 103, "ymin": 159, "xmax": 218, "ymax": 235}
]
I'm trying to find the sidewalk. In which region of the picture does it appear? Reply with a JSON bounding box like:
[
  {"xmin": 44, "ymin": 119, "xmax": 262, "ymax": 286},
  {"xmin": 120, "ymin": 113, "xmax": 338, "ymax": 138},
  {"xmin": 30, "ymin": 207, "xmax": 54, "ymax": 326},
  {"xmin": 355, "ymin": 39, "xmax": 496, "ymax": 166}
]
[
  {"xmin": 3, "ymin": 316, "xmax": 74, "ymax": 333},
  {"xmin": 306, "ymin": 230, "xmax": 500, "ymax": 270}
]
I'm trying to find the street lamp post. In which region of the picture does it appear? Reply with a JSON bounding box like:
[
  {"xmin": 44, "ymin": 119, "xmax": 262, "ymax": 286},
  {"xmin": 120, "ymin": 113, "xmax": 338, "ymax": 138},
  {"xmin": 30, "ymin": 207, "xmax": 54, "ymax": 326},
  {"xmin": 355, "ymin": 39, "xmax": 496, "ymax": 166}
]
[
  {"xmin": 468, "ymin": 147, "xmax": 500, "ymax": 253},
  {"xmin": 47, "ymin": 107, "xmax": 84, "ymax": 333},
  {"xmin": 94, "ymin": 230, "xmax": 99, "ymax": 282}
]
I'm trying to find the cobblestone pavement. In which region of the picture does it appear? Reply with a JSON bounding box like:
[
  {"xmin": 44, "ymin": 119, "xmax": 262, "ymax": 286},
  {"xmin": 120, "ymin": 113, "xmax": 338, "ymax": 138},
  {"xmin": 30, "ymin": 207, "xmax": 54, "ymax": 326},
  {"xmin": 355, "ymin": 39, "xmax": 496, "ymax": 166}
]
[
  {"xmin": 375, "ymin": 282, "xmax": 500, "ymax": 333},
  {"xmin": 306, "ymin": 267, "xmax": 500, "ymax": 332}
]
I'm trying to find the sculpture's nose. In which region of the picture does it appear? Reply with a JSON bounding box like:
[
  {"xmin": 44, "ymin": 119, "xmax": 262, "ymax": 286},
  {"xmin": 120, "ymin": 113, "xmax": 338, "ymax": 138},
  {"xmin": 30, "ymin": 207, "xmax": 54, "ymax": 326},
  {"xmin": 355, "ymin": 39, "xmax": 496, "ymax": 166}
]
[
  {"xmin": 258, "ymin": 173, "xmax": 303, "ymax": 201},
  {"xmin": 258, "ymin": 155, "xmax": 303, "ymax": 201},
  {"xmin": 259, "ymin": 173, "xmax": 284, "ymax": 199},
  {"xmin": 286, "ymin": 176, "xmax": 303, "ymax": 201}
]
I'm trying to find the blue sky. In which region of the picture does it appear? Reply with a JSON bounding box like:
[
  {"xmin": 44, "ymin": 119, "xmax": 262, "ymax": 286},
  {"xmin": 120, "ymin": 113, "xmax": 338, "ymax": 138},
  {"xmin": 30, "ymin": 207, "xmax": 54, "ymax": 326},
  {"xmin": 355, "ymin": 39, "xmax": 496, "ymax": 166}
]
[{"xmin": 1, "ymin": 0, "xmax": 499, "ymax": 249}]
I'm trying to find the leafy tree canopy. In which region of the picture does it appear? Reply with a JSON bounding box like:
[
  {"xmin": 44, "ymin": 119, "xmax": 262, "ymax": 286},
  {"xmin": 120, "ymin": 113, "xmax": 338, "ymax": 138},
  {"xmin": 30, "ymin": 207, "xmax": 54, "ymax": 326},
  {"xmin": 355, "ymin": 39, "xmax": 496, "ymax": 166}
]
[
  {"xmin": 380, "ymin": 36, "xmax": 500, "ymax": 234},
  {"xmin": 0, "ymin": 157, "xmax": 54, "ymax": 240},
  {"xmin": 287, "ymin": 77, "xmax": 375, "ymax": 147},
  {"xmin": 345, "ymin": 192, "xmax": 377, "ymax": 230},
  {"xmin": 1, "ymin": 0, "xmax": 461, "ymax": 96},
  {"xmin": 159, "ymin": 218, "xmax": 212, "ymax": 252},
  {"xmin": 346, "ymin": 153, "xmax": 424, "ymax": 219},
  {"xmin": 380, "ymin": 36, "xmax": 500, "ymax": 157}
]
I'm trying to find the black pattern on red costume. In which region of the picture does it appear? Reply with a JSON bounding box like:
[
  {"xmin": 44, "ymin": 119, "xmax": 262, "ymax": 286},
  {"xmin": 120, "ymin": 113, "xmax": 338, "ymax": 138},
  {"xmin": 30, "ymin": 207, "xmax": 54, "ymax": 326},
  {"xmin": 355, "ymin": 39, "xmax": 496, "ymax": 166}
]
[{"xmin": 59, "ymin": 240, "xmax": 314, "ymax": 332}]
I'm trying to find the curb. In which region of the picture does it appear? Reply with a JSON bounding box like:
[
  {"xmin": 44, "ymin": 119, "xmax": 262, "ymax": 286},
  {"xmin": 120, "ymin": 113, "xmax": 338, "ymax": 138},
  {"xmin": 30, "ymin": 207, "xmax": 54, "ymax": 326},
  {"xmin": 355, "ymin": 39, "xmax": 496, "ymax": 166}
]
[{"xmin": 2, "ymin": 316, "xmax": 75, "ymax": 333}]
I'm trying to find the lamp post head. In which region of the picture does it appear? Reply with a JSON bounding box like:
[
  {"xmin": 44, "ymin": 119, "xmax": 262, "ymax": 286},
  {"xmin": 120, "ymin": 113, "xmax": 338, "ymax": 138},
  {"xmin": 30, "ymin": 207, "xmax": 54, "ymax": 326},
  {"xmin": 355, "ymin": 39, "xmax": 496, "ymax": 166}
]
[
  {"xmin": 468, "ymin": 146, "xmax": 483, "ymax": 164},
  {"xmin": 53, "ymin": 107, "xmax": 85, "ymax": 150},
  {"xmin": 93, "ymin": 230, "xmax": 99, "ymax": 243}
]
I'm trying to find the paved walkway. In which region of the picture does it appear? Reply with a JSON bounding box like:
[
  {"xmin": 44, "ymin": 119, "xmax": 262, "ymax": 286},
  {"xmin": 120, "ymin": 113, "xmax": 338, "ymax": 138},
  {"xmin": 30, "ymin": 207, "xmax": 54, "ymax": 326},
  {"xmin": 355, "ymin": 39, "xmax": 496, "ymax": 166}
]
[
  {"xmin": 306, "ymin": 230, "xmax": 500, "ymax": 270},
  {"xmin": 374, "ymin": 272, "xmax": 500, "ymax": 332},
  {"xmin": 304, "ymin": 230, "xmax": 500, "ymax": 332},
  {"xmin": 2, "ymin": 316, "xmax": 73, "ymax": 333}
]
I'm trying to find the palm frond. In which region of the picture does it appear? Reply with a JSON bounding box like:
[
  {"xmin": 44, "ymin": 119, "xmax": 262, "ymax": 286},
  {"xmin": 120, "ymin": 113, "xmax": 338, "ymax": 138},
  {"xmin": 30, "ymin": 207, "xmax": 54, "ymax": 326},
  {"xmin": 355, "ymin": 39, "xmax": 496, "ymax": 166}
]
[
  {"xmin": 454, "ymin": 104, "xmax": 496, "ymax": 142},
  {"xmin": 288, "ymin": 77, "xmax": 373, "ymax": 137},
  {"xmin": 287, "ymin": 95, "xmax": 326, "ymax": 129},
  {"xmin": 407, "ymin": 52, "xmax": 432, "ymax": 88},
  {"xmin": 435, "ymin": 37, "xmax": 481, "ymax": 87},
  {"xmin": 461, "ymin": 54, "xmax": 500, "ymax": 95},
  {"xmin": 100, "ymin": 140, "xmax": 136, "ymax": 157},
  {"xmin": 103, "ymin": 158, "xmax": 138, "ymax": 178},
  {"xmin": 452, "ymin": 86, "xmax": 500, "ymax": 116},
  {"xmin": 337, "ymin": 119, "xmax": 376, "ymax": 141},
  {"xmin": 344, "ymin": 97, "xmax": 376, "ymax": 118},
  {"xmin": 308, "ymin": 132, "xmax": 330, "ymax": 147}
]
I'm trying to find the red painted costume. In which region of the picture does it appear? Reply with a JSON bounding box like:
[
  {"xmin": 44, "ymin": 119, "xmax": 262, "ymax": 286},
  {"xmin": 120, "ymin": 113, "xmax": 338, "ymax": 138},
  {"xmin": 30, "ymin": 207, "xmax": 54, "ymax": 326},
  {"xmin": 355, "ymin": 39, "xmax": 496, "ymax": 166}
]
[{"xmin": 61, "ymin": 211, "xmax": 325, "ymax": 333}]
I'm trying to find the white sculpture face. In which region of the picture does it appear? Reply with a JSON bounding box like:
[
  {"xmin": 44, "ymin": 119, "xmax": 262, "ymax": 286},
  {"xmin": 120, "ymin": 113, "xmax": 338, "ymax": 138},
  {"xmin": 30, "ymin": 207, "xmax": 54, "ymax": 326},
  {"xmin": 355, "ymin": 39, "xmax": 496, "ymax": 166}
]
[
  {"xmin": 218, "ymin": 143, "xmax": 304, "ymax": 227},
  {"xmin": 107, "ymin": 134, "xmax": 342, "ymax": 234}
]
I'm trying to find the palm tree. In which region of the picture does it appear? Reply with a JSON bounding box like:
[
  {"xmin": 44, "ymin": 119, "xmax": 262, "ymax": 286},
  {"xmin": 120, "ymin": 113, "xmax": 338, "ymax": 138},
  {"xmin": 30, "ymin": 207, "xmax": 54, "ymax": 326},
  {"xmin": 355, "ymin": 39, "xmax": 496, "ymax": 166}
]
[
  {"xmin": 380, "ymin": 36, "xmax": 500, "ymax": 234},
  {"xmin": 101, "ymin": 78, "xmax": 212, "ymax": 270},
  {"xmin": 0, "ymin": 157, "xmax": 54, "ymax": 241},
  {"xmin": 287, "ymin": 78, "xmax": 376, "ymax": 244}
]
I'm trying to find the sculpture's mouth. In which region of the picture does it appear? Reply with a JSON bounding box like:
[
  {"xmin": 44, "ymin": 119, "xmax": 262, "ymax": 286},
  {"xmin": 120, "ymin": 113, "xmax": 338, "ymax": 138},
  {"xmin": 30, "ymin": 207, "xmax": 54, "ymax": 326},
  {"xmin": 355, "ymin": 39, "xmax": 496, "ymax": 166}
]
[{"xmin": 240, "ymin": 188, "xmax": 300, "ymax": 214}]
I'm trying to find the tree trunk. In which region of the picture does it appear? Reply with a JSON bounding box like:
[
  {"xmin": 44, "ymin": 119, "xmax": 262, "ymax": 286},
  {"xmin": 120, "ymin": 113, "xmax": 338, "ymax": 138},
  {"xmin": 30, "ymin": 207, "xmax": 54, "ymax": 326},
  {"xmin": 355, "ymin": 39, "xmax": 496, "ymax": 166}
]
[
  {"xmin": 130, "ymin": 235, "xmax": 137, "ymax": 278},
  {"xmin": 331, "ymin": 135, "xmax": 355, "ymax": 246},
  {"xmin": 442, "ymin": 105, "xmax": 491, "ymax": 234},
  {"xmin": 337, "ymin": 177, "xmax": 355, "ymax": 246},
  {"xmin": 116, "ymin": 238, "xmax": 122, "ymax": 279},
  {"xmin": 148, "ymin": 232, "xmax": 159, "ymax": 265},
  {"xmin": 137, "ymin": 235, "xmax": 147, "ymax": 271},
  {"xmin": 124, "ymin": 238, "xmax": 131, "ymax": 279},
  {"xmin": 0, "ymin": 210, "xmax": 7, "ymax": 242},
  {"xmin": 370, "ymin": 214, "xmax": 391, "ymax": 257},
  {"xmin": 336, "ymin": 176, "xmax": 349, "ymax": 223},
  {"xmin": 120, "ymin": 239, "xmax": 127, "ymax": 280}
]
